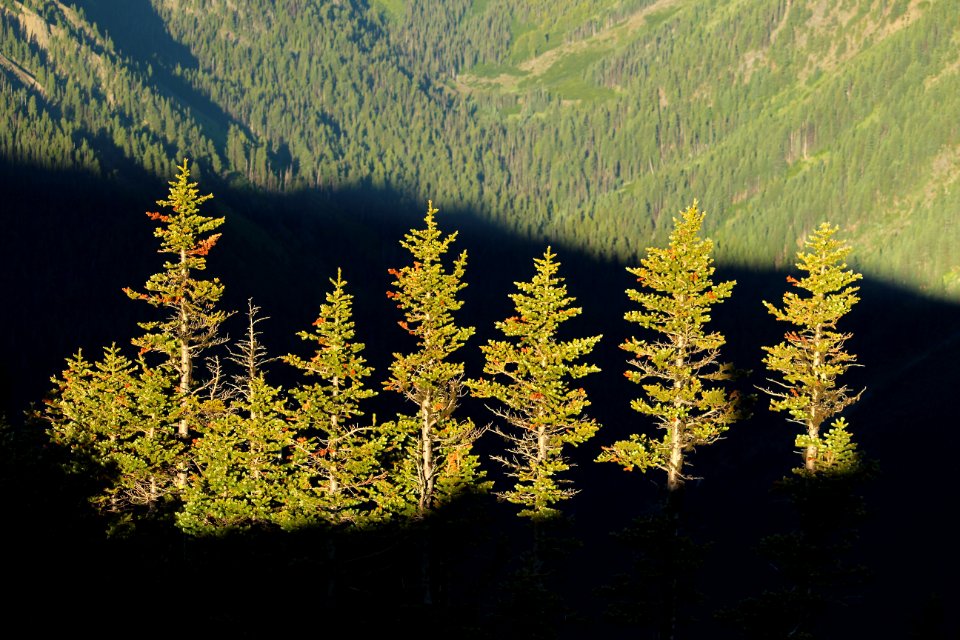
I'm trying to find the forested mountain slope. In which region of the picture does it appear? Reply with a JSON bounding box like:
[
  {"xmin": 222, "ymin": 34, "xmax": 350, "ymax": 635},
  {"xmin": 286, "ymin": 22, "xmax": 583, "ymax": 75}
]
[
  {"xmin": 2, "ymin": 0, "xmax": 958, "ymax": 297},
  {"xmin": 2, "ymin": 2, "xmax": 960, "ymax": 636}
]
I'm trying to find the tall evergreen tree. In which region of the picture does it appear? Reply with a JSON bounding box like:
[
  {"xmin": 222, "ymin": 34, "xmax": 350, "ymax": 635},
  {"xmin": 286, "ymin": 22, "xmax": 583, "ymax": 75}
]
[
  {"xmin": 467, "ymin": 247, "xmax": 601, "ymax": 632},
  {"xmin": 282, "ymin": 269, "xmax": 387, "ymax": 528},
  {"xmin": 724, "ymin": 221, "xmax": 873, "ymax": 633},
  {"xmin": 594, "ymin": 201, "xmax": 742, "ymax": 640},
  {"xmin": 597, "ymin": 201, "xmax": 742, "ymax": 492},
  {"xmin": 282, "ymin": 270, "xmax": 388, "ymax": 601},
  {"xmin": 760, "ymin": 222, "xmax": 864, "ymax": 474},
  {"xmin": 123, "ymin": 158, "xmax": 232, "ymax": 488},
  {"xmin": 382, "ymin": 201, "xmax": 489, "ymax": 607},
  {"xmin": 123, "ymin": 158, "xmax": 231, "ymax": 444},
  {"xmin": 468, "ymin": 247, "xmax": 601, "ymax": 522},
  {"xmin": 383, "ymin": 201, "xmax": 488, "ymax": 517}
]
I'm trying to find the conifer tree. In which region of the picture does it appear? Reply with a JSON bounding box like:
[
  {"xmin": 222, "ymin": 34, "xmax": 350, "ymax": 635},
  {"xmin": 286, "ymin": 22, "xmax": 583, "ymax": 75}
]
[
  {"xmin": 594, "ymin": 202, "xmax": 742, "ymax": 640},
  {"xmin": 176, "ymin": 376, "xmax": 291, "ymax": 535},
  {"xmin": 123, "ymin": 158, "xmax": 231, "ymax": 452},
  {"xmin": 760, "ymin": 222, "xmax": 864, "ymax": 474},
  {"xmin": 468, "ymin": 247, "xmax": 601, "ymax": 521},
  {"xmin": 178, "ymin": 301, "xmax": 291, "ymax": 535},
  {"xmin": 282, "ymin": 269, "xmax": 387, "ymax": 528},
  {"xmin": 42, "ymin": 345, "xmax": 181, "ymax": 530},
  {"xmin": 721, "ymin": 227, "xmax": 871, "ymax": 640},
  {"xmin": 281, "ymin": 270, "xmax": 388, "ymax": 600},
  {"xmin": 383, "ymin": 201, "xmax": 488, "ymax": 517},
  {"xmin": 597, "ymin": 201, "xmax": 741, "ymax": 493},
  {"xmin": 382, "ymin": 201, "xmax": 489, "ymax": 607},
  {"xmin": 44, "ymin": 347, "xmax": 130, "ymax": 483}
]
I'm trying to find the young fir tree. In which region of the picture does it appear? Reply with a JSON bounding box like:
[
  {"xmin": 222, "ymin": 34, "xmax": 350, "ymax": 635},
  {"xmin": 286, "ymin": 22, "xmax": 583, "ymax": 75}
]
[
  {"xmin": 597, "ymin": 202, "xmax": 742, "ymax": 493},
  {"xmin": 383, "ymin": 201, "xmax": 488, "ymax": 517},
  {"xmin": 42, "ymin": 345, "xmax": 181, "ymax": 531},
  {"xmin": 178, "ymin": 301, "xmax": 292, "ymax": 535},
  {"xmin": 724, "ymin": 219, "xmax": 872, "ymax": 633},
  {"xmin": 282, "ymin": 270, "xmax": 388, "ymax": 601},
  {"xmin": 123, "ymin": 159, "xmax": 232, "ymax": 464},
  {"xmin": 760, "ymin": 222, "xmax": 864, "ymax": 475},
  {"xmin": 468, "ymin": 247, "xmax": 601, "ymax": 522},
  {"xmin": 176, "ymin": 377, "xmax": 290, "ymax": 535},
  {"xmin": 467, "ymin": 248, "xmax": 601, "ymax": 631},
  {"xmin": 383, "ymin": 201, "xmax": 489, "ymax": 607},
  {"xmin": 282, "ymin": 269, "xmax": 386, "ymax": 529}
]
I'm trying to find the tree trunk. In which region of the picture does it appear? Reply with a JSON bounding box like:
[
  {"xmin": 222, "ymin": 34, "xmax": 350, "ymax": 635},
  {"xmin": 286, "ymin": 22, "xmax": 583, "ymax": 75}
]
[
  {"xmin": 667, "ymin": 417, "xmax": 683, "ymax": 492},
  {"xmin": 177, "ymin": 250, "xmax": 191, "ymax": 488},
  {"xmin": 806, "ymin": 323, "xmax": 823, "ymax": 472},
  {"xmin": 419, "ymin": 398, "xmax": 436, "ymax": 606},
  {"xmin": 179, "ymin": 249, "xmax": 192, "ymax": 438},
  {"xmin": 419, "ymin": 398, "xmax": 434, "ymax": 514}
]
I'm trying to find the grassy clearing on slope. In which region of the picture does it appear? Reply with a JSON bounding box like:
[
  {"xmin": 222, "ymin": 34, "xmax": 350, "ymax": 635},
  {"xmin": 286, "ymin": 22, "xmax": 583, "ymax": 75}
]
[
  {"xmin": 517, "ymin": 45, "xmax": 616, "ymax": 100},
  {"xmin": 458, "ymin": 0, "xmax": 683, "ymax": 100},
  {"xmin": 370, "ymin": 0, "xmax": 405, "ymax": 23}
]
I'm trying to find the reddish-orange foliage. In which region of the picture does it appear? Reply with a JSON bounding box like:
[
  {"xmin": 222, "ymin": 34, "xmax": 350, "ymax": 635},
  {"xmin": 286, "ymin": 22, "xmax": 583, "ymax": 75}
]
[
  {"xmin": 146, "ymin": 211, "xmax": 171, "ymax": 223},
  {"xmin": 191, "ymin": 233, "xmax": 221, "ymax": 257},
  {"xmin": 447, "ymin": 451, "xmax": 460, "ymax": 474},
  {"xmin": 122, "ymin": 287, "xmax": 150, "ymax": 301}
]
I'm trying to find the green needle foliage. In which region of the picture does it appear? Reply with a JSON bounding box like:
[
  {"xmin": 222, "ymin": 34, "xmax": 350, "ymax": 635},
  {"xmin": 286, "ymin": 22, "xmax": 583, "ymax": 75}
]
[
  {"xmin": 123, "ymin": 158, "xmax": 232, "ymax": 443},
  {"xmin": 42, "ymin": 345, "xmax": 181, "ymax": 532},
  {"xmin": 283, "ymin": 269, "xmax": 388, "ymax": 529},
  {"xmin": 597, "ymin": 201, "xmax": 742, "ymax": 493},
  {"xmin": 383, "ymin": 201, "xmax": 488, "ymax": 517},
  {"xmin": 178, "ymin": 302, "xmax": 291, "ymax": 535},
  {"xmin": 469, "ymin": 247, "xmax": 601, "ymax": 521},
  {"xmin": 177, "ymin": 375, "xmax": 291, "ymax": 536},
  {"xmin": 760, "ymin": 222, "xmax": 864, "ymax": 475}
]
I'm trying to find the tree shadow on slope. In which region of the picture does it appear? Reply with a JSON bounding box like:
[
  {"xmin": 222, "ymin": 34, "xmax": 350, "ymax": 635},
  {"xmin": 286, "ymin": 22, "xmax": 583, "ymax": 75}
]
[{"xmin": 67, "ymin": 0, "xmax": 238, "ymax": 147}]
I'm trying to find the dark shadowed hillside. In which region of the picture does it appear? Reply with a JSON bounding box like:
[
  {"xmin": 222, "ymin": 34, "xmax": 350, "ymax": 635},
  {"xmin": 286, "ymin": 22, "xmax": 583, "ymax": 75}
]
[
  {"xmin": 2, "ymin": 0, "xmax": 959, "ymax": 295},
  {"xmin": 2, "ymin": 0, "xmax": 959, "ymax": 637},
  {"xmin": 1, "ymin": 160, "xmax": 958, "ymax": 638}
]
